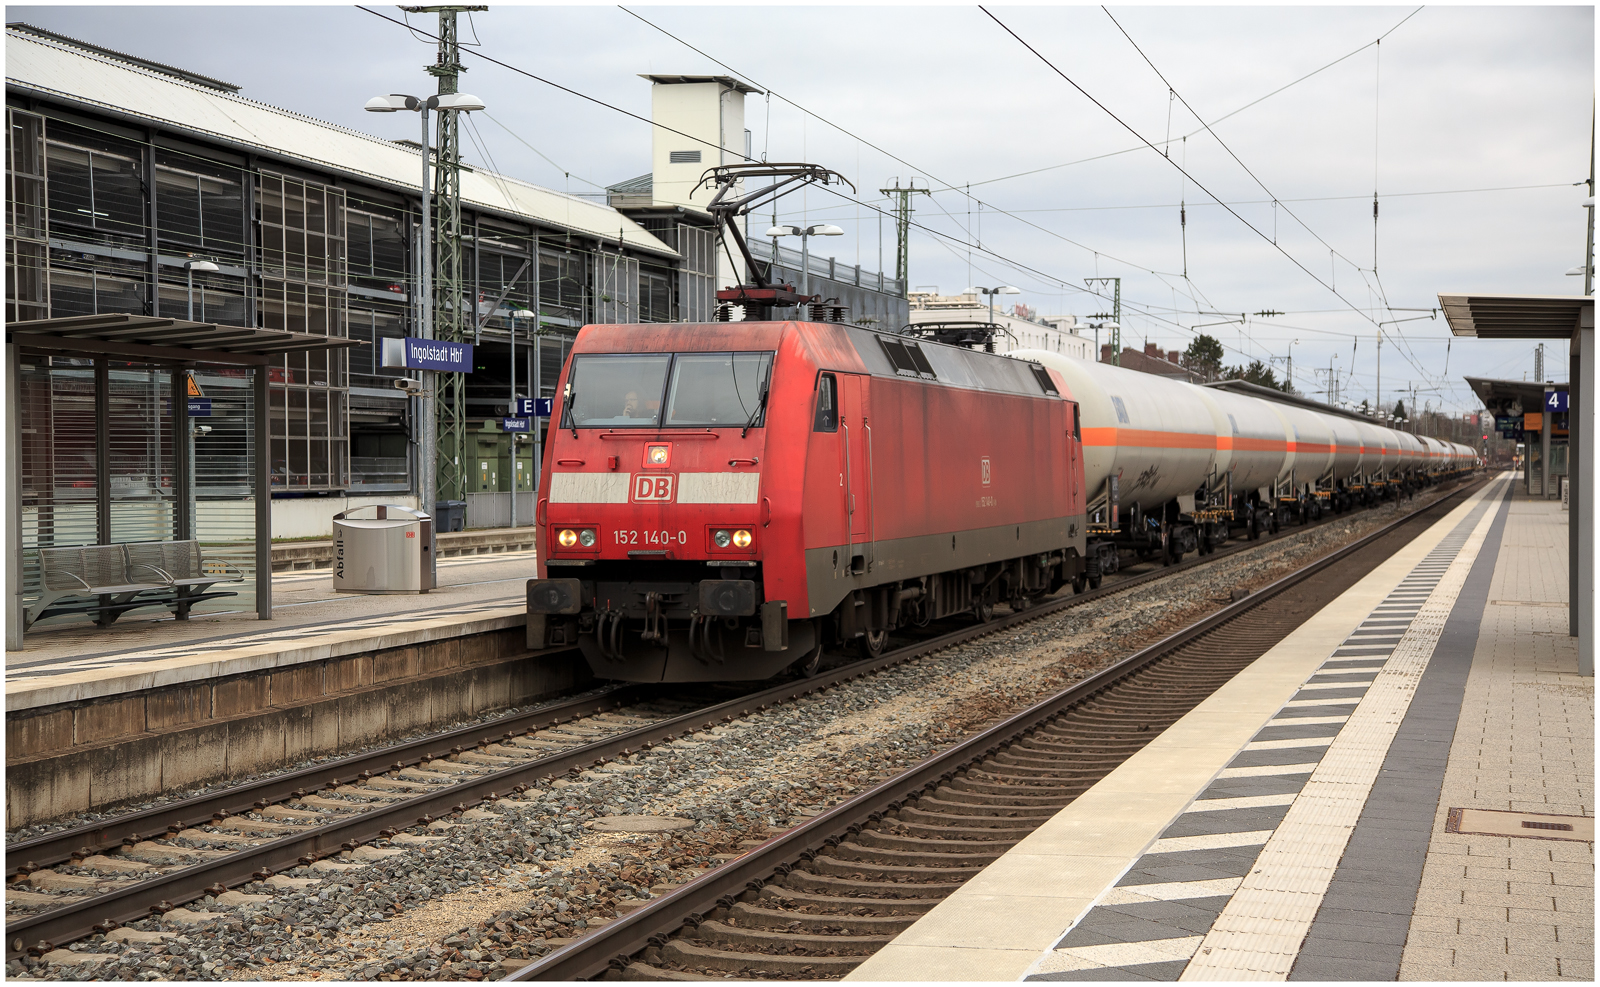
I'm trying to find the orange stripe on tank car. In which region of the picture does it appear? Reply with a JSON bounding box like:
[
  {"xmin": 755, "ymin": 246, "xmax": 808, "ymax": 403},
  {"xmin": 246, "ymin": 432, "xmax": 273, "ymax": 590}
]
[
  {"xmin": 1232, "ymin": 437, "xmax": 1289, "ymax": 452},
  {"xmin": 1081, "ymin": 427, "xmax": 1220, "ymax": 450},
  {"xmin": 1081, "ymin": 428, "xmax": 1288, "ymax": 453}
]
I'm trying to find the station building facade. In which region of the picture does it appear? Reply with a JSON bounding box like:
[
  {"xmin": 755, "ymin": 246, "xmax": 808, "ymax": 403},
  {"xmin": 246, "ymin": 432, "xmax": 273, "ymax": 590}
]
[{"xmin": 2, "ymin": 26, "xmax": 710, "ymax": 536}]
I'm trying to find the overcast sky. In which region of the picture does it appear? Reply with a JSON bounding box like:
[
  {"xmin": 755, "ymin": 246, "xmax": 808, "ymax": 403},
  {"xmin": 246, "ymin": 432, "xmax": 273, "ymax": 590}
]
[{"xmin": 11, "ymin": 3, "xmax": 1593, "ymax": 416}]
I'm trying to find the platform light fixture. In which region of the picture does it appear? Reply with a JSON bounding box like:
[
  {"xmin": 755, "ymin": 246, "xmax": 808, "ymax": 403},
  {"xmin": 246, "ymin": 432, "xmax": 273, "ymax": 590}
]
[
  {"xmin": 966, "ymin": 285, "xmax": 1022, "ymax": 327},
  {"xmin": 364, "ymin": 89, "xmax": 487, "ymax": 576},
  {"xmin": 766, "ymin": 224, "xmax": 845, "ymax": 298},
  {"xmin": 508, "ymin": 308, "xmax": 537, "ymax": 529},
  {"xmin": 183, "ymin": 260, "xmax": 219, "ymax": 321}
]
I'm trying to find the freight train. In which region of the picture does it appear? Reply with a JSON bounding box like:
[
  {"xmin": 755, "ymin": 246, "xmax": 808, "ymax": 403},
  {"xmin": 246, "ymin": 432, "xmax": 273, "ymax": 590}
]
[{"xmin": 525, "ymin": 318, "xmax": 1477, "ymax": 683}]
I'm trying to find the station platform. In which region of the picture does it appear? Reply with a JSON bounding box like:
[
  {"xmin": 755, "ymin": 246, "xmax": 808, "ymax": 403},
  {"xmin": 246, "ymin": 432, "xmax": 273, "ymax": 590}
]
[
  {"xmin": 851, "ymin": 473, "xmax": 1594, "ymax": 982},
  {"xmin": 5, "ymin": 548, "xmax": 539, "ymax": 714}
]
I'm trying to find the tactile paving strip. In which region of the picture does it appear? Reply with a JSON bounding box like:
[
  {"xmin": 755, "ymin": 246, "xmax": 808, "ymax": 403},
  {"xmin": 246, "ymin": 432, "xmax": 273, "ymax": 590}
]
[{"xmin": 1025, "ymin": 483, "xmax": 1509, "ymax": 983}]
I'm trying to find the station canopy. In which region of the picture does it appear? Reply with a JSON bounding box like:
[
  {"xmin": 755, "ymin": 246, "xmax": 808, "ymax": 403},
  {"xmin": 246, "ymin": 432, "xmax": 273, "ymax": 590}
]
[{"xmin": 1438, "ymin": 293, "xmax": 1592, "ymax": 338}]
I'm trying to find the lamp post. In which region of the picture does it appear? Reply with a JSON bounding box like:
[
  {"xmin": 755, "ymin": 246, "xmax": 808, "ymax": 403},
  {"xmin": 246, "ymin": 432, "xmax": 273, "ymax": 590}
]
[
  {"xmin": 966, "ymin": 285, "xmax": 1021, "ymax": 327},
  {"xmin": 765, "ymin": 224, "xmax": 844, "ymax": 299},
  {"xmin": 184, "ymin": 260, "xmax": 218, "ymax": 320},
  {"xmin": 366, "ymin": 91, "xmax": 485, "ymax": 563},
  {"xmin": 510, "ymin": 307, "xmax": 535, "ymax": 529}
]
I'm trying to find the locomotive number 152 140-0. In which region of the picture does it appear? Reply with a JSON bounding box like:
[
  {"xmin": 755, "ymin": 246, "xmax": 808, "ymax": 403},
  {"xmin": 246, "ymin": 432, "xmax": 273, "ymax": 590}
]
[{"xmin": 612, "ymin": 529, "xmax": 689, "ymax": 546}]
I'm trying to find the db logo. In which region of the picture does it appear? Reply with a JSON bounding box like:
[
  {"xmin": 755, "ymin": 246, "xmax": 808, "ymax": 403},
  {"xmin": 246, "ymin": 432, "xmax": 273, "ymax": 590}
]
[
  {"xmin": 632, "ymin": 473, "xmax": 676, "ymax": 502},
  {"xmin": 980, "ymin": 457, "xmax": 992, "ymax": 487}
]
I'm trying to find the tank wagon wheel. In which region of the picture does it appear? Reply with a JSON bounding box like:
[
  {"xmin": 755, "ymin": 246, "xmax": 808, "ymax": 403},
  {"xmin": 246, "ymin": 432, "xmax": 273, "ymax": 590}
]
[
  {"xmin": 1072, "ymin": 574, "xmax": 1088, "ymax": 594},
  {"xmin": 1087, "ymin": 573, "xmax": 1102, "ymax": 591},
  {"xmin": 858, "ymin": 628, "xmax": 889, "ymax": 658},
  {"xmin": 1270, "ymin": 513, "xmax": 1281, "ymax": 535},
  {"xmin": 972, "ymin": 599, "xmax": 996, "ymax": 624},
  {"xmin": 1247, "ymin": 514, "xmax": 1259, "ymax": 541}
]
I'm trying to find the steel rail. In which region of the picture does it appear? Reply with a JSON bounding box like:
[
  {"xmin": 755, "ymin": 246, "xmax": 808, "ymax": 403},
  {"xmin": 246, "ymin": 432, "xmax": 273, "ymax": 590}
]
[
  {"xmin": 1, "ymin": 541, "xmax": 1245, "ymax": 958},
  {"xmin": 9, "ymin": 474, "xmax": 1439, "ymax": 873},
  {"xmin": 4, "ymin": 475, "xmax": 1477, "ymax": 958},
  {"xmin": 510, "ymin": 475, "xmax": 1485, "ymax": 981},
  {"xmin": 5, "ymin": 684, "xmax": 646, "ymax": 874}
]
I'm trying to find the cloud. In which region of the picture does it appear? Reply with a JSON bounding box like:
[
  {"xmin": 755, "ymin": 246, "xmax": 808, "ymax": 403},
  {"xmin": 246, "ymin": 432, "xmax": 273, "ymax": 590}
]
[{"xmin": 9, "ymin": 4, "xmax": 1591, "ymax": 408}]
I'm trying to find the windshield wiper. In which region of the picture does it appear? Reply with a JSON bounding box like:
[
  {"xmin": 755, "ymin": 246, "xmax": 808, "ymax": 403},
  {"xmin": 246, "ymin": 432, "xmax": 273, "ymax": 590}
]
[{"xmin": 741, "ymin": 386, "xmax": 769, "ymax": 438}]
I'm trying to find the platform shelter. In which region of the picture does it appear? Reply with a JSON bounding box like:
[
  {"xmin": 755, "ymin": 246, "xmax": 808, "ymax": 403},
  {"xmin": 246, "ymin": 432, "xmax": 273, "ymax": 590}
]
[
  {"xmin": 1439, "ymin": 292, "xmax": 1593, "ymax": 675},
  {"xmin": 5, "ymin": 314, "xmax": 357, "ymax": 648}
]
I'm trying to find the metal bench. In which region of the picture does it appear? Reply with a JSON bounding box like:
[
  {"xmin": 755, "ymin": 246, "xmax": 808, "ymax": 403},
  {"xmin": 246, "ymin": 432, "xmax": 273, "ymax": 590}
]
[
  {"xmin": 123, "ymin": 539, "xmax": 244, "ymax": 619},
  {"xmin": 23, "ymin": 541, "xmax": 243, "ymax": 629}
]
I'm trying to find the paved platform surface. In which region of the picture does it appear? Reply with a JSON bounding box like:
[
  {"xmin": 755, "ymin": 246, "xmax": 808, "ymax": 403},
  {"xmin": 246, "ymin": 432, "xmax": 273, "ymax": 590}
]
[
  {"xmin": 5, "ymin": 548, "xmax": 539, "ymax": 712},
  {"xmin": 850, "ymin": 473, "xmax": 1594, "ymax": 982}
]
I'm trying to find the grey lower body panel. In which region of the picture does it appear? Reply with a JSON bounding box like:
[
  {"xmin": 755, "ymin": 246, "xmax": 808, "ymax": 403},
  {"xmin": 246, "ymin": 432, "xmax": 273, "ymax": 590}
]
[{"xmin": 804, "ymin": 515, "xmax": 1086, "ymax": 617}]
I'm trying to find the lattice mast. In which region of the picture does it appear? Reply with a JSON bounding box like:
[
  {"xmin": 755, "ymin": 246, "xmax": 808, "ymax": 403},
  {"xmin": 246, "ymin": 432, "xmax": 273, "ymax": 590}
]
[
  {"xmin": 408, "ymin": 4, "xmax": 484, "ymax": 502},
  {"xmin": 878, "ymin": 179, "xmax": 929, "ymax": 299}
]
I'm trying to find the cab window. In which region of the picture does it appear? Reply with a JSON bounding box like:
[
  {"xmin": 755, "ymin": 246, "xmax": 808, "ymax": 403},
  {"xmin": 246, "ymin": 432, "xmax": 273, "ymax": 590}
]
[{"xmin": 814, "ymin": 373, "xmax": 838, "ymax": 432}]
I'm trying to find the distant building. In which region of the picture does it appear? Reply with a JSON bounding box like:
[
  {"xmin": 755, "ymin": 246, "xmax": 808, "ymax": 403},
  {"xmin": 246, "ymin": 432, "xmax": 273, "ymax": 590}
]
[
  {"xmin": 907, "ymin": 291, "xmax": 1092, "ymax": 359},
  {"xmin": 1104, "ymin": 342, "xmax": 1205, "ymax": 384}
]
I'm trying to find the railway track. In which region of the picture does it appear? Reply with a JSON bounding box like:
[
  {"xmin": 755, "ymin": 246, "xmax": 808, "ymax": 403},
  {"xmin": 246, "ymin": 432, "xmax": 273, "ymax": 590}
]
[
  {"xmin": 3, "ymin": 478, "xmax": 1473, "ymax": 965},
  {"xmin": 512, "ymin": 476, "xmax": 1485, "ymax": 981}
]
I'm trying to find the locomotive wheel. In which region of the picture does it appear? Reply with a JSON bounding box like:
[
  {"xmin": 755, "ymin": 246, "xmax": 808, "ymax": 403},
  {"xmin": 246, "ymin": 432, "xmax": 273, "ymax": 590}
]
[
  {"xmin": 858, "ymin": 628, "xmax": 889, "ymax": 658},
  {"xmin": 793, "ymin": 634, "xmax": 824, "ymax": 678}
]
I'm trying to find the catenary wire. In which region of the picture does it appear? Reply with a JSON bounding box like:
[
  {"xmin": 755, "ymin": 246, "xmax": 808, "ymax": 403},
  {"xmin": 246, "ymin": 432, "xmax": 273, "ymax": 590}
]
[{"xmin": 979, "ymin": 5, "xmax": 1439, "ymax": 387}]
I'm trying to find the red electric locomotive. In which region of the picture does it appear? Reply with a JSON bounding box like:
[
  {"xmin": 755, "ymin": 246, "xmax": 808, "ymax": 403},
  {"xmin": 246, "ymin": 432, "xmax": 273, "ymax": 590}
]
[{"xmin": 526, "ymin": 319, "xmax": 1089, "ymax": 682}]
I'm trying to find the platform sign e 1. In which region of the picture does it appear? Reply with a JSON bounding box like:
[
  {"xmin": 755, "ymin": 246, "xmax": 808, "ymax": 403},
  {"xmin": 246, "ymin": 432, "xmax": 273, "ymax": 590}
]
[
  {"xmin": 380, "ymin": 336, "xmax": 473, "ymax": 372},
  {"xmin": 502, "ymin": 417, "xmax": 530, "ymax": 433},
  {"xmin": 1545, "ymin": 390, "xmax": 1569, "ymax": 412},
  {"xmin": 515, "ymin": 397, "xmax": 552, "ymax": 418}
]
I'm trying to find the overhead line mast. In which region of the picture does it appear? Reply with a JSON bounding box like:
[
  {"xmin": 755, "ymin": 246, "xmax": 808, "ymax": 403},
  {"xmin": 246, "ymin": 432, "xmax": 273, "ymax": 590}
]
[
  {"xmin": 404, "ymin": 3, "xmax": 485, "ymax": 506},
  {"xmin": 878, "ymin": 179, "xmax": 930, "ymax": 298}
]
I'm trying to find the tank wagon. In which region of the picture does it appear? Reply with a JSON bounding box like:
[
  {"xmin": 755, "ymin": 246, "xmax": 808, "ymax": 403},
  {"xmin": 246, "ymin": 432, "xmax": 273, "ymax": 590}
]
[
  {"xmin": 1012, "ymin": 349, "xmax": 1477, "ymax": 587},
  {"xmin": 525, "ymin": 322, "xmax": 1474, "ymax": 683}
]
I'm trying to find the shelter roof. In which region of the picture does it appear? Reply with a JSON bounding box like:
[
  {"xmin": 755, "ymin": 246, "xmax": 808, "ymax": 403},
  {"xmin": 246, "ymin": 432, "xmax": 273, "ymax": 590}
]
[
  {"xmin": 1437, "ymin": 293, "xmax": 1593, "ymax": 338},
  {"xmin": 1463, "ymin": 376, "xmax": 1564, "ymax": 416},
  {"xmin": 1203, "ymin": 379, "xmax": 1391, "ymax": 426},
  {"xmin": 5, "ymin": 27, "xmax": 677, "ymax": 258},
  {"xmin": 7, "ymin": 314, "xmax": 361, "ymax": 366},
  {"xmin": 638, "ymin": 74, "xmax": 762, "ymax": 95}
]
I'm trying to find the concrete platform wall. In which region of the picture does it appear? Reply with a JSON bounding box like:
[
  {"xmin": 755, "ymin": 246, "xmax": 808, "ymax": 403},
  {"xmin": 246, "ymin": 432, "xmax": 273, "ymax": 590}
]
[{"xmin": 5, "ymin": 629, "xmax": 591, "ymax": 829}]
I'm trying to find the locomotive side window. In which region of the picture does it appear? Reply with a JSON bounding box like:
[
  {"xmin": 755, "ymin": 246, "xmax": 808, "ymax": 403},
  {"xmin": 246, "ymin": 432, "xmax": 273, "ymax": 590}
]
[
  {"xmin": 663, "ymin": 352, "xmax": 775, "ymax": 428},
  {"xmin": 1073, "ymin": 402, "xmax": 1082, "ymax": 439},
  {"xmin": 878, "ymin": 337, "xmax": 937, "ymax": 380},
  {"xmin": 1029, "ymin": 363, "xmax": 1059, "ymax": 395},
  {"xmin": 814, "ymin": 373, "xmax": 839, "ymax": 432},
  {"xmin": 563, "ymin": 354, "xmax": 669, "ymax": 428}
]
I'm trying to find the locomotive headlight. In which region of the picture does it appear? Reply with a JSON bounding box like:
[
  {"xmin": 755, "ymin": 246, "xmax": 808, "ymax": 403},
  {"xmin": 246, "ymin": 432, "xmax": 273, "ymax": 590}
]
[
  {"xmin": 713, "ymin": 529, "xmax": 732, "ymax": 548},
  {"xmin": 578, "ymin": 529, "xmax": 597, "ymax": 547},
  {"xmin": 646, "ymin": 444, "xmax": 670, "ymax": 465},
  {"xmin": 732, "ymin": 529, "xmax": 753, "ymax": 548},
  {"xmin": 557, "ymin": 529, "xmax": 579, "ymax": 547}
]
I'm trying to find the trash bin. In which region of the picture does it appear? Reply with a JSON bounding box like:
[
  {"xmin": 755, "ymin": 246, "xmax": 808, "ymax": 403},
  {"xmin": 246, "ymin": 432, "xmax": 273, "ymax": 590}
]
[
  {"xmin": 332, "ymin": 505, "xmax": 435, "ymax": 594},
  {"xmin": 435, "ymin": 499, "xmax": 466, "ymax": 533}
]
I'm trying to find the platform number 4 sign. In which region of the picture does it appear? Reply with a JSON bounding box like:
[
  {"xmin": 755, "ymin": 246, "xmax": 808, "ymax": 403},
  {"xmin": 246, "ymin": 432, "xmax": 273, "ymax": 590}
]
[{"xmin": 1545, "ymin": 390, "xmax": 1569, "ymax": 412}]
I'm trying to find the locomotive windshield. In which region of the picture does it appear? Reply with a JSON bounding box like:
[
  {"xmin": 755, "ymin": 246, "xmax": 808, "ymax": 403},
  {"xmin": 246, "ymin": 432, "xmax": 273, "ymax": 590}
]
[
  {"xmin": 563, "ymin": 354, "xmax": 670, "ymax": 427},
  {"xmin": 563, "ymin": 352, "xmax": 774, "ymax": 429},
  {"xmin": 664, "ymin": 353, "xmax": 773, "ymax": 427}
]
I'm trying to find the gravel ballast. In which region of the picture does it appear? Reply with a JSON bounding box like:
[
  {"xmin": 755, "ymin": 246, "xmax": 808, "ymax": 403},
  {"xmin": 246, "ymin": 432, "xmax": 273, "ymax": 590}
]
[{"xmin": 9, "ymin": 493, "xmax": 1448, "ymax": 982}]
